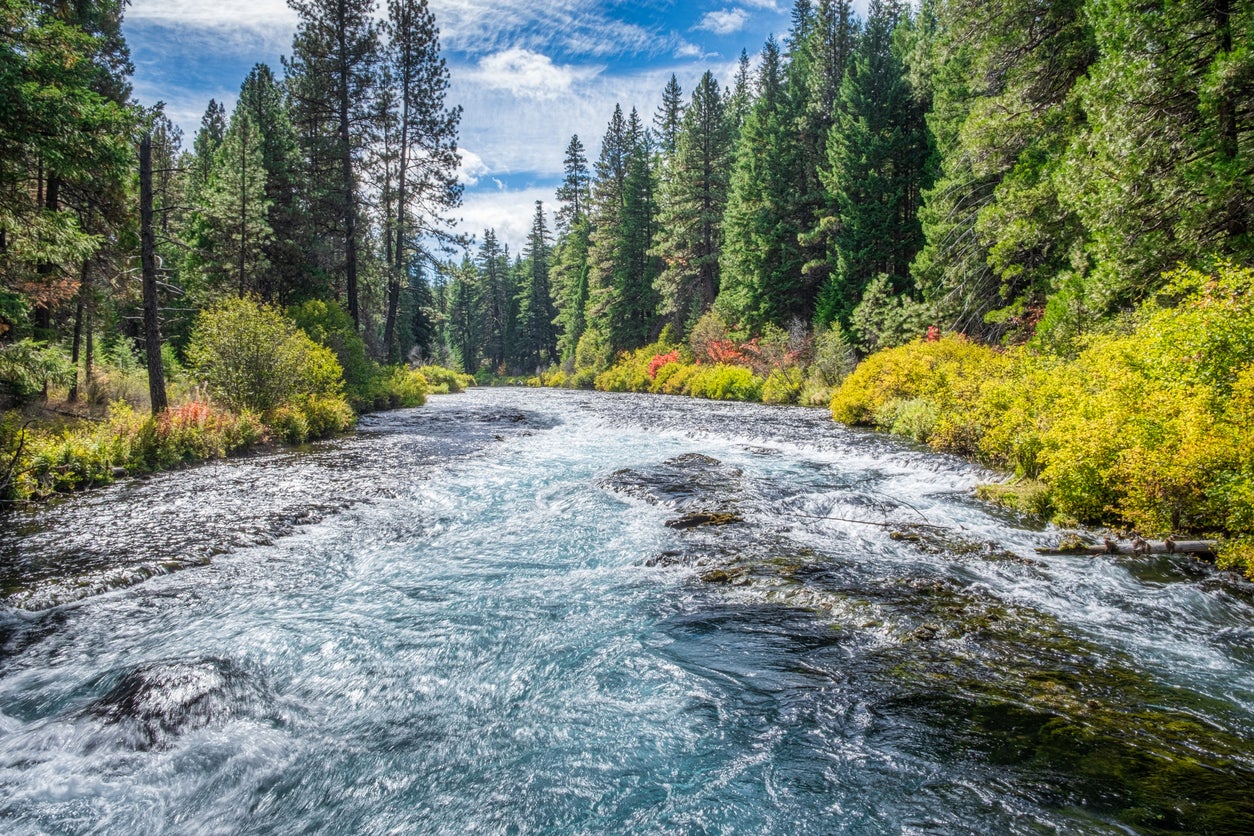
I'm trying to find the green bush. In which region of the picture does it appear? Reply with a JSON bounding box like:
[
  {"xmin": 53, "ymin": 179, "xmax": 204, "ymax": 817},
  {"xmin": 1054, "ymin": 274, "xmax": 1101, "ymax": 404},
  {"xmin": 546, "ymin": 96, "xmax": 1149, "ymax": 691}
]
[
  {"xmin": 295, "ymin": 394, "xmax": 356, "ymax": 439},
  {"xmin": 289, "ymin": 299, "xmax": 375, "ymax": 406},
  {"xmin": 268, "ymin": 405, "xmax": 310, "ymax": 444},
  {"xmin": 686, "ymin": 364, "xmax": 763, "ymax": 401},
  {"xmin": 761, "ymin": 367, "xmax": 804, "ymax": 405},
  {"xmin": 574, "ymin": 327, "xmax": 612, "ymax": 385},
  {"xmin": 0, "ymin": 339, "xmax": 75, "ymax": 404},
  {"xmin": 384, "ymin": 366, "xmax": 428, "ymax": 407},
  {"xmin": 416, "ymin": 365, "xmax": 473, "ymax": 394},
  {"xmin": 188, "ymin": 297, "xmax": 344, "ymax": 413},
  {"xmin": 2, "ymin": 399, "xmax": 272, "ymax": 500}
]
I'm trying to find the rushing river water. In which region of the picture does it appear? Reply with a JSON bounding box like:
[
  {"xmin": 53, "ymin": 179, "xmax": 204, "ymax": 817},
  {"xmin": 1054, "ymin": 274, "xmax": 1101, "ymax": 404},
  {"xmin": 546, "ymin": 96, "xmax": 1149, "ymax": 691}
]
[{"xmin": 2, "ymin": 388, "xmax": 1253, "ymax": 835}]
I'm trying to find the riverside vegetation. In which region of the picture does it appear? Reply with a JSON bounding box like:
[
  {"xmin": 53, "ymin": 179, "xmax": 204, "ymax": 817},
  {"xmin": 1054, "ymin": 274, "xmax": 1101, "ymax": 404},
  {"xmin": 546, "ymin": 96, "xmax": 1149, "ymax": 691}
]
[{"xmin": 0, "ymin": 296, "xmax": 470, "ymax": 503}]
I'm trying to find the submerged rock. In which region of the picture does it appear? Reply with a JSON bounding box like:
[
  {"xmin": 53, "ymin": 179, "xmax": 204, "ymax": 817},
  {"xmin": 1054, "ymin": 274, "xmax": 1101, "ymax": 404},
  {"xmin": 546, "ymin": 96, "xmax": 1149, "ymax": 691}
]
[
  {"xmin": 87, "ymin": 657, "xmax": 268, "ymax": 750},
  {"xmin": 665, "ymin": 511, "xmax": 742, "ymax": 529},
  {"xmin": 598, "ymin": 452, "xmax": 743, "ymax": 512}
]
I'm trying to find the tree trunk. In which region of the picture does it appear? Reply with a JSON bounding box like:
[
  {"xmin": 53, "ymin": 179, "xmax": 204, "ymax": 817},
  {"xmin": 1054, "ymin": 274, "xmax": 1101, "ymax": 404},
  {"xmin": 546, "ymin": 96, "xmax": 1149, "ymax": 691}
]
[
  {"xmin": 1036, "ymin": 539, "xmax": 1216, "ymax": 558},
  {"xmin": 140, "ymin": 132, "xmax": 168, "ymax": 415},
  {"xmin": 67, "ymin": 261, "xmax": 88, "ymax": 402},
  {"xmin": 337, "ymin": 19, "xmax": 360, "ymax": 330}
]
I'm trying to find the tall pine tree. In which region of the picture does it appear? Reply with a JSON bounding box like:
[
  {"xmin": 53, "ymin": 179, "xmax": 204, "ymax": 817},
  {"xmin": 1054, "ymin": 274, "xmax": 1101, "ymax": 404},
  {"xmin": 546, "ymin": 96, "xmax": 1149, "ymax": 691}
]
[
  {"xmin": 285, "ymin": 0, "xmax": 381, "ymax": 329},
  {"xmin": 816, "ymin": 0, "xmax": 932, "ymax": 330},
  {"xmin": 652, "ymin": 71, "xmax": 732, "ymax": 332}
]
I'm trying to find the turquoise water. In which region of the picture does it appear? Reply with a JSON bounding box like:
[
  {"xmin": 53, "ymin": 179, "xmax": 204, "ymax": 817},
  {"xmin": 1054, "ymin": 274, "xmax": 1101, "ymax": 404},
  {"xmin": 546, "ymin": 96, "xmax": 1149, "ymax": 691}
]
[{"xmin": 1, "ymin": 389, "xmax": 1252, "ymax": 834}]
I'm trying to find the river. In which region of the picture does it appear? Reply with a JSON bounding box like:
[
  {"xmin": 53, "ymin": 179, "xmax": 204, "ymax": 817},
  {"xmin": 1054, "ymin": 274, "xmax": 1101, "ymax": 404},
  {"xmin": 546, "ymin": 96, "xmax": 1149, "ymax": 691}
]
[{"xmin": 1, "ymin": 388, "xmax": 1252, "ymax": 834}]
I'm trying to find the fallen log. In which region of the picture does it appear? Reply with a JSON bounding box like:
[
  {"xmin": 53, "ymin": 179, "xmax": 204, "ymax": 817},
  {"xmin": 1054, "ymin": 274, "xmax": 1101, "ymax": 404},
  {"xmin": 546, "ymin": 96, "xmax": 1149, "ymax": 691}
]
[{"xmin": 1036, "ymin": 539, "xmax": 1217, "ymax": 558}]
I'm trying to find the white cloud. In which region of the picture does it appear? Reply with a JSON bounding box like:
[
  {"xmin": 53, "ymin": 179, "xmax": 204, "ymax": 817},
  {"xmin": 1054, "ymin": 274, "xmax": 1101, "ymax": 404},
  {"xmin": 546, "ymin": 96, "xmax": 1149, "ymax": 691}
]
[
  {"xmin": 450, "ymin": 60, "xmax": 687, "ymax": 179},
  {"xmin": 455, "ymin": 185, "xmax": 555, "ymax": 252},
  {"xmin": 674, "ymin": 40, "xmax": 707, "ymax": 60},
  {"xmin": 469, "ymin": 48, "xmax": 601, "ymax": 101},
  {"xmin": 739, "ymin": 0, "xmax": 780, "ymax": 9},
  {"xmin": 456, "ymin": 149, "xmax": 490, "ymax": 186},
  {"xmin": 696, "ymin": 9, "xmax": 749, "ymax": 36}
]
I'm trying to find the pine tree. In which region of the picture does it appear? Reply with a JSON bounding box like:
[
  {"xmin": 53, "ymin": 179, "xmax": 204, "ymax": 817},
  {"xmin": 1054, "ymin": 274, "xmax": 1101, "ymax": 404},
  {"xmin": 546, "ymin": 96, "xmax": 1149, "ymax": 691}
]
[
  {"xmin": 912, "ymin": 0, "xmax": 1094, "ymax": 342},
  {"xmin": 1052, "ymin": 0, "xmax": 1252, "ymax": 341},
  {"xmin": 550, "ymin": 215, "xmax": 590, "ymax": 363},
  {"xmin": 445, "ymin": 257, "xmax": 481, "ymax": 374},
  {"xmin": 715, "ymin": 37, "xmax": 811, "ymax": 330},
  {"xmin": 477, "ymin": 228, "xmax": 513, "ymax": 372},
  {"xmin": 516, "ymin": 202, "xmax": 557, "ymax": 370},
  {"xmin": 199, "ymin": 110, "xmax": 274, "ymax": 298},
  {"xmin": 816, "ymin": 0, "xmax": 932, "ymax": 328},
  {"xmin": 616, "ymin": 110, "xmax": 661, "ymax": 349},
  {"xmin": 285, "ymin": 0, "xmax": 381, "ymax": 329},
  {"xmin": 382, "ymin": 0, "xmax": 462, "ymax": 360},
  {"xmin": 725, "ymin": 50, "xmax": 754, "ymax": 137},
  {"xmin": 654, "ymin": 74, "xmax": 685, "ymax": 160},
  {"xmin": 554, "ymin": 134, "xmax": 591, "ymax": 236},
  {"xmin": 586, "ymin": 105, "xmax": 660, "ymax": 352},
  {"xmin": 191, "ymin": 100, "xmax": 227, "ymax": 195},
  {"xmin": 406, "ymin": 258, "xmax": 437, "ymax": 361},
  {"xmin": 653, "ymin": 71, "xmax": 733, "ymax": 332},
  {"xmin": 236, "ymin": 64, "xmax": 303, "ymax": 303},
  {"xmin": 584, "ymin": 105, "xmax": 630, "ymax": 346},
  {"xmin": 798, "ymin": 0, "xmax": 857, "ymax": 290},
  {"xmin": 551, "ymin": 135, "xmax": 592, "ymax": 361}
]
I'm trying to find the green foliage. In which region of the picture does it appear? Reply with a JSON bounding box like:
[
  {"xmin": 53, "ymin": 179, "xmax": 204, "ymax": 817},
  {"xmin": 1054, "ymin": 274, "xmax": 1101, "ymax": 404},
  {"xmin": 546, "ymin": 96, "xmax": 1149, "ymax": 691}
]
[
  {"xmin": 188, "ymin": 296, "xmax": 344, "ymax": 413},
  {"xmin": 685, "ymin": 364, "xmax": 763, "ymax": 402},
  {"xmin": 293, "ymin": 394, "xmax": 355, "ymax": 439},
  {"xmin": 2, "ymin": 400, "xmax": 269, "ymax": 501},
  {"xmin": 830, "ymin": 334, "xmax": 1008, "ymax": 429},
  {"xmin": 0, "ymin": 340, "xmax": 76, "ymax": 403},
  {"xmin": 762, "ymin": 367, "xmax": 804, "ymax": 405},
  {"xmin": 288, "ymin": 299, "xmax": 373, "ymax": 404},
  {"xmin": 415, "ymin": 365, "xmax": 473, "ymax": 395},
  {"xmin": 816, "ymin": 0, "xmax": 932, "ymax": 329},
  {"xmin": 385, "ymin": 366, "xmax": 428, "ymax": 407},
  {"xmin": 573, "ymin": 326, "xmax": 612, "ymax": 388},
  {"xmin": 803, "ymin": 320, "xmax": 857, "ymax": 404},
  {"xmin": 849, "ymin": 274, "xmax": 933, "ymax": 353}
]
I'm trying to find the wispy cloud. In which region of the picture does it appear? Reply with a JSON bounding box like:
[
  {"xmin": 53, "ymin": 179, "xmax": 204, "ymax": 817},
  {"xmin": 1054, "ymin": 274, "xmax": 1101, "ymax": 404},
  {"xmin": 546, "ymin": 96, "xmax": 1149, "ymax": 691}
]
[
  {"xmin": 696, "ymin": 8, "xmax": 750, "ymax": 36},
  {"xmin": 128, "ymin": 0, "xmax": 296, "ymax": 50},
  {"xmin": 674, "ymin": 40, "xmax": 708, "ymax": 60},
  {"xmin": 468, "ymin": 49, "xmax": 601, "ymax": 101}
]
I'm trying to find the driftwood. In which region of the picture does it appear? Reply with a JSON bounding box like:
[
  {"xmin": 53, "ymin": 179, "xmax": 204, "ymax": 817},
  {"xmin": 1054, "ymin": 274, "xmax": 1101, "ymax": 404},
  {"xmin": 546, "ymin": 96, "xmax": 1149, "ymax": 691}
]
[{"xmin": 1036, "ymin": 539, "xmax": 1217, "ymax": 558}]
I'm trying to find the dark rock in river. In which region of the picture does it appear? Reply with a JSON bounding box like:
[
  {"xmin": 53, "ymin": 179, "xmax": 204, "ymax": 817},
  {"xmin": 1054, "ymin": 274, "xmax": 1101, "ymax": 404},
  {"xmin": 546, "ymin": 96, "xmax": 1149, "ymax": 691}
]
[
  {"xmin": 87, "ymin": 657, "xmax": 267, "ymax": 750},
  {"xmin": 598, "ymin": 452, "xmax": 743, "ymax": 512}
]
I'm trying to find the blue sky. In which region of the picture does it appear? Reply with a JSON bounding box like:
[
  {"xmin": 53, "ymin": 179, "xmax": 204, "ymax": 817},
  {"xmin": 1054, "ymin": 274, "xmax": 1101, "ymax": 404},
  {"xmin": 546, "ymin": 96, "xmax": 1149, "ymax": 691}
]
[{"xmin": 124, "ymin": 0, "xmax": 862, "ymax": 250}]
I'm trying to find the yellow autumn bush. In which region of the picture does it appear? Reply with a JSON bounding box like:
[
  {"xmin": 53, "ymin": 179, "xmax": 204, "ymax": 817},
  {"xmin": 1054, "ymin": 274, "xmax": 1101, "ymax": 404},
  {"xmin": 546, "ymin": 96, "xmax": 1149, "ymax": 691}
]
[{"xmin": 829, "ymin": 262, "xmax": 1254, "ymax": 576}]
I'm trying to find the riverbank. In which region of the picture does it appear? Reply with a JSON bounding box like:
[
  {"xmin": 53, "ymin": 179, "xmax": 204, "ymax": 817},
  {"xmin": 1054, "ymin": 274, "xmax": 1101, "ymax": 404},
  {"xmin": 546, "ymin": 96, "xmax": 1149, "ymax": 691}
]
[{"xmin": 827, "ymin": 263, "xmax": 1254, "ymax": 579}]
